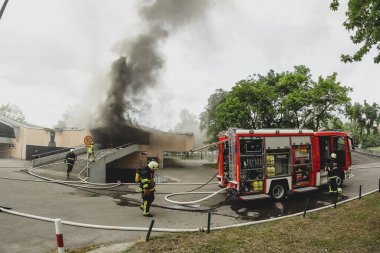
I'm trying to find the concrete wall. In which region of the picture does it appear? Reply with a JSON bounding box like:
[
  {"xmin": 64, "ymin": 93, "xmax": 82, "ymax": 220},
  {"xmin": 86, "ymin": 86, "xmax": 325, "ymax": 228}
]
[
  {"xmin": 55, "ymin": 129, "xmax": 91, "ymax": 147},
  {"xmin": 106, "ymin": 131, "xmax": 194, "ymax": 170},
  {"xmin": 89, "ymin": 132, "xmax": 194, "ymax": 183},
  {"xmin": 89, "ymin": 144, "xmax": 141, "ymax": 183},
  {"xmin": 24, "ymin": 128, "xmax": 51, "ymax": 146},
  {"xmin": 141, "ymin": 131, "xmax": 194, "ymax": 168},
  {"xmin": 0, "ymin": 143, "xmax": 10, "ymax": 158},
  {"xmin": 32, "ymin": 146, "xmax": 88, "ymax": 167},
  {"xmin": 8, "ymin": 127, "xmax": 89, "ymax": 160},
  {"xmin": 107, "ymin": 151, "xmax": 148, "ymax": 169},
  {"xmin": 148, "ymin": 131, "xmax": 194, "ymax": 152}
]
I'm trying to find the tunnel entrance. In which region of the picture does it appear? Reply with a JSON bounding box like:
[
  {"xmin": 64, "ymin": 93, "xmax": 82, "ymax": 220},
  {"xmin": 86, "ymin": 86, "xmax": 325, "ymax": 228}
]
[{"xmin": 106, "ymin": 167, "xmax": 136, "ymax": 183}]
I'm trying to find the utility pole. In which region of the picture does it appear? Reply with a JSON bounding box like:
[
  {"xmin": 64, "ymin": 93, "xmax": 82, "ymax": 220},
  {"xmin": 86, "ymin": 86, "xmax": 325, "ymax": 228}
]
[{"xmin": 0, "ymin": 0, "xmax": 9, "ymax": 21}]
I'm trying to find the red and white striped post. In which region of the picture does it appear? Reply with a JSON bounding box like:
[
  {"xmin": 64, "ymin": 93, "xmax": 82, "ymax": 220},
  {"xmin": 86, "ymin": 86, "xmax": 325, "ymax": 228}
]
[{"xmin": 54, "ymin": 218, "xmax": 65, "ymax": 253}]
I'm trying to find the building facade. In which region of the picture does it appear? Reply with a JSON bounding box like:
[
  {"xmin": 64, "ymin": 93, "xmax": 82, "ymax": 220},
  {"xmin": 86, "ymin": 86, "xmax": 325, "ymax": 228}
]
[{"xmin": 0, "ymin": 116, "xmax": 89, "ymax": 159}]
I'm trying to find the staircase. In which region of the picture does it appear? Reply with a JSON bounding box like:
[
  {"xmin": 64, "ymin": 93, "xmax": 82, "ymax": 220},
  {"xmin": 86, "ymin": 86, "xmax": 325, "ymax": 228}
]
[{"xmin": 88, "ymin": 143, "xmax": 141, "ymax": 183}]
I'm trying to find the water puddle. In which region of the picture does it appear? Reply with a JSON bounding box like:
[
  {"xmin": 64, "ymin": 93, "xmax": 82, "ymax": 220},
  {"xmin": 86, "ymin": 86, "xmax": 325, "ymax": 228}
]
[{"xmin": 228, "ymin": 191, "xmax": 348, "ymax": 221}]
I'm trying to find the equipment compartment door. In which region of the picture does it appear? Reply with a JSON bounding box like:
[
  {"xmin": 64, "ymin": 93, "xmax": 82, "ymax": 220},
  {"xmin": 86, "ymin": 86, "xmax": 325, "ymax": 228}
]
[{"xmin": 292, "ymin": 143, "xmax": 312, "ymax": 188}]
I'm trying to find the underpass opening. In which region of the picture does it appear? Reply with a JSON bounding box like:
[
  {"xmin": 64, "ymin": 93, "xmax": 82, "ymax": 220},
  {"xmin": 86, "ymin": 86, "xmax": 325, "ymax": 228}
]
[{"xmin": 106, "ymin": 167, "xmax": 136, "ymax": 183}]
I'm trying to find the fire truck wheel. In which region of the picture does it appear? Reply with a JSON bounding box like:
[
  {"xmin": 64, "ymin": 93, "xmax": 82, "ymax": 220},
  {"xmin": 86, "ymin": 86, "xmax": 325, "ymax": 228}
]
[{"xmin": 270, "ymin": 183, "xmax": 287, "ymax": 201}]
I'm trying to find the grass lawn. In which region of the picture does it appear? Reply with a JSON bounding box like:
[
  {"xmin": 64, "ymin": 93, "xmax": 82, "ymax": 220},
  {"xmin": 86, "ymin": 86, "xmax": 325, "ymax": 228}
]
[
  {"xmin": 123, "ymin": 193, "xmax": 380, "ymax": 253},
  {"xmin": 368, "ymin": 146, "xmax": 380, "ymax": 152}
]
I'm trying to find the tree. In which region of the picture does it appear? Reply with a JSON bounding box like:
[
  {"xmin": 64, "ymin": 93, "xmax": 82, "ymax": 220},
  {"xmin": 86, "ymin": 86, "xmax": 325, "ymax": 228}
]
[
  {"xmin": 0, "ymin": 103, "xmax": 26, "ymax": 123},
  {"xmin": 346, "ymin": 101, "xmax": 380, "ymax": 147},
  {"xmin": 200, "ymin": 66, "xmax": 352, "ymax": 142},
  {"xmin": 199, "ymin": 89, "xmax": 229, "ymax": 143},
  {"xmin": 276, "ymin": 66, "xmax": 313, "ymax": 128},
  {"xmin": 174, "ymin": 109, "xmax": 206, "ymax": 147},
  {"xmin": 216, "ymin": 80, "xmax": 278, "ymax": 130},
  {"xmin": 345, "ymin": 102, "xmax": 366, "ymax": 145},
  {"xmin": 306, "ymin": 73, "xmax": 352, "ymax": 131},
  {"xmin": 331, "ymin": 0, "xmax": 380, "ymax": 63}
]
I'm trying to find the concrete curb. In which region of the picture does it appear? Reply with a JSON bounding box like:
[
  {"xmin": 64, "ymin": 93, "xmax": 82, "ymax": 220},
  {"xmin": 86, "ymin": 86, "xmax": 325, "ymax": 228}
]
[{"xmin": 354, "ymin": 149, "xmax": 380, "ymax": 157}]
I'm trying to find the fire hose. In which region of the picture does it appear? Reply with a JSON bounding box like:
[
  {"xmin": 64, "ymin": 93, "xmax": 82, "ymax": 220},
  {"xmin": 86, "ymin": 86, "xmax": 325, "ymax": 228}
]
[
  {"xmin": 0, "ymin": 188, "xmax": 378, "ymax": 233},
  {"xmin": 164, "ymin": 188, "xmax": 228, "ymax": 205}
]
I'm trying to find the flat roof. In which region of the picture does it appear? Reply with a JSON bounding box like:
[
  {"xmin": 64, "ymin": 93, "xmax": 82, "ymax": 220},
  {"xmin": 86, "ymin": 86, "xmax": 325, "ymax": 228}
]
[{"xmin": 0, "ymin": 116, "xmax": 45, "ymax": 129}]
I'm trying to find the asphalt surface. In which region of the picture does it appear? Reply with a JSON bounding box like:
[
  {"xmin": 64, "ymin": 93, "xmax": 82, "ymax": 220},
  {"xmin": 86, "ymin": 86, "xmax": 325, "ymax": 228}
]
[{"xmin": 0, "ymin": 151, "xmax": 379, "ymax": 253}]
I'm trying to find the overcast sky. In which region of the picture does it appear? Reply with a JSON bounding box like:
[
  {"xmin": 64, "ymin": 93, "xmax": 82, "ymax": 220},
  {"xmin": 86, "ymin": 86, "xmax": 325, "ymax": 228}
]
[{"xmin": 1, "ymin": 0, "xmax": 379, "ymax": 130}]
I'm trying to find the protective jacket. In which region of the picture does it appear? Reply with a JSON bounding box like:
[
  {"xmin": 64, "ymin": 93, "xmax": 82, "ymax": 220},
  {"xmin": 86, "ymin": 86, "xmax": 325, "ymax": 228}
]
[
  {"xmin": 135, "ymin": 165, "xmax": 156, "ymax": 216},
  {"xmin": 88, "ymin": 144, "xmax": 94, "ymax": 154},
  {"xmin": 64, "ymin": 152, "xmax": 77, "ymax": 165},
  {"xmin": 326, "ymin": 158, "xmax": 339, "ymax": 193},
  {"xmin": 135, "ymin": 166, "xmax": 155, "ymax": 192},
  {"xmin": 326, "ymin": 158, "xmax": 339, "ymax": 178}
]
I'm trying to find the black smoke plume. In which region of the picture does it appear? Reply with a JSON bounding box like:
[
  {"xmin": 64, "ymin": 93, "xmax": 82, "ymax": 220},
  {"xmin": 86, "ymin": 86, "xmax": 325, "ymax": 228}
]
[{"xmin": 90, "ymin": 0, "xmax": 211, "ymax": 147}]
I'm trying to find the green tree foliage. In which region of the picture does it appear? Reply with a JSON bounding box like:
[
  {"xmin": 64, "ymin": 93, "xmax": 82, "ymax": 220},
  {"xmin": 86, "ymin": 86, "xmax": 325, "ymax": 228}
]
[
  {"xmin": 199, "ymin": 89, "xmax": 229, "ymax": 143},
  {"xmin": 330, "ymin": 0, "xmax": 380, "ymax": 63},
  {"xmin": 200, "ymin": 66, "xmax": 352, "ymax": 143},
  {"xmin": 307, "ymin": 73, "xmax": 352, "ymax": 131},
  {"xmin": 0, "ymin": 103, "xmax": 26, "ymax": 123},
  {"xmin": 345, "ymin": 101, "xmax": 380, "ymax": 147},
  {"xmin": 275, "ymin": 66, "xmax": 313, "ymax": 128},
  {"xmin": 174, "ymin": 109, "xmax": 206, "ymax": 147}
]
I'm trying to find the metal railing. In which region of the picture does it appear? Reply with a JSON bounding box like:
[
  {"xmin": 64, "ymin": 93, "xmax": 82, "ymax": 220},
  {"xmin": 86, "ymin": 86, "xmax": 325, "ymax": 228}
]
[
  {"xmin": 32, "ymin": 145, "xmax": 85, "ymax": 159},
  {"xmin": 112, "ymin": 142, "xmax": 137, "ymax": 150}
]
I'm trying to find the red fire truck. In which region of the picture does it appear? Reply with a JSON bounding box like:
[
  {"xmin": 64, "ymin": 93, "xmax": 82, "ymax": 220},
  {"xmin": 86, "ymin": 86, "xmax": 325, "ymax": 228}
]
[{"xmin": 217, "ymin": 129, "xmax": 353, "ymax": 201}]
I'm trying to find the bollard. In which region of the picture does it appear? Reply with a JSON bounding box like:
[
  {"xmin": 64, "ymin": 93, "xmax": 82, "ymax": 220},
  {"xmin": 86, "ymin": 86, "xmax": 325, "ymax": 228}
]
[
  {"xmin": 303, "ymin": 198, "xmax": 310, "ymax": 217},
  {"xmin": 359, "ymin": 185, "xmax": 362, "ymax": 200},
  {"xmin": 146, "ymin": 219, "xmax": 155, "ymax": 242},
  {"xmin": 334, "ymin": 193, "xmax": 337, "ymax": 208},
  {"xmin": 207, "ymin": 211, "xmax": 211, "ymax": 234},
  {"xmin": 54, "ymin": 219, "xmax": 64, "ymax": 253}
]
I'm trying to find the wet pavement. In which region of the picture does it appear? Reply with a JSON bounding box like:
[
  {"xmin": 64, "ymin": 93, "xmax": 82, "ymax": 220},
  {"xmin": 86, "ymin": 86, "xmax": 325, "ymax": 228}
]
[
  {"xmin": 100, "ymin": 151, "xmax": 380, "ymax": 223},
  {"xmin": 0, "ymin": 151, "xmax": 379, "ymax": 252}
]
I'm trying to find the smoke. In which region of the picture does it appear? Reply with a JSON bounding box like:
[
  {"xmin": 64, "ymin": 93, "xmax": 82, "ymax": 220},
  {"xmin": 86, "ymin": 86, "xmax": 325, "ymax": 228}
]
[{"xmin": 91, "ymin": 0, "xmax": 212, "ymax": 146}]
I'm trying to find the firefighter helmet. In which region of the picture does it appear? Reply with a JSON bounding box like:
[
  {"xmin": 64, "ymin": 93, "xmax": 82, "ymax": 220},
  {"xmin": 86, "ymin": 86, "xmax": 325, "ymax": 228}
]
[
  {"xmin": 331, "ymin": 153, "xmax": 337, "ymax": 159},
  {"xmin": 148, "ymin": 161, "xmax": 159, "ymax": 170}
]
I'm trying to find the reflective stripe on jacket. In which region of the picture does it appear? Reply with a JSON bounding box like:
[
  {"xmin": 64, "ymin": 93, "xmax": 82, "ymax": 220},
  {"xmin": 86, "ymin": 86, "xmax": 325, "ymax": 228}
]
[
  {"xmin": 136, "ymin": 166, "xmax": 155, "ymax": 192},
  {"xmin": 88, "ymin": 144, "xmax": 94, "ymax": 153},
  {"xmin": 65, "ymin": 152, "xmax": 77, "ymax": 165}
]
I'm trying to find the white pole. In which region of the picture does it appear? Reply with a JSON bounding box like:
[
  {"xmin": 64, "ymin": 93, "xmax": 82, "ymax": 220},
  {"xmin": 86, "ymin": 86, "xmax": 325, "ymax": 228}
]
[{"xmin": 54, "ymin": 218, "xmax": 65, "ymax": 253}]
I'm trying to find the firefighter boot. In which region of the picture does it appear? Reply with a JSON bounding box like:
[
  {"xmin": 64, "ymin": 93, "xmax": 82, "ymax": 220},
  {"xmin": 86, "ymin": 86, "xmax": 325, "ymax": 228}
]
[{"xmin": 142, "ymin": 200, "xmax": 153, "ymax": 217}]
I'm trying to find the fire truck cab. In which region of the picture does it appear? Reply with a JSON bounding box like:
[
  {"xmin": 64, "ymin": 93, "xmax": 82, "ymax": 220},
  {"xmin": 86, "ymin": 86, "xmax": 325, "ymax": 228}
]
[{"xmin": 217, "ymin": 128, "xmax": 353, "ymax": 201}]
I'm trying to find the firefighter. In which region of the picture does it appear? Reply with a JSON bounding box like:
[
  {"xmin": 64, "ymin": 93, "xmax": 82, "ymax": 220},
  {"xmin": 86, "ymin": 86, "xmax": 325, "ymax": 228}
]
[
  {"xmin": 64, "ymin": 149, "xmax": 77, "ymax": 179},
  {"xmin": 87, "ymin": 142, "xmax": 95, "ymax": 161},
  {"xmin": 325, "ymin": 153, "xmax": 341, "ymax": 194},
  {"xmin": 135, "ymin": 160, "xmax": 159, "ymax": 217}
]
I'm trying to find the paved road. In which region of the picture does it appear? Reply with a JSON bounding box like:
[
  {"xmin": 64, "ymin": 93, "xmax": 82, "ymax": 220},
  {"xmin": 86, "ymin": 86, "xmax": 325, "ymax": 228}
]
[{"xmin": 0, "ymin": 151, "xmax": 379, "ymax": 252}]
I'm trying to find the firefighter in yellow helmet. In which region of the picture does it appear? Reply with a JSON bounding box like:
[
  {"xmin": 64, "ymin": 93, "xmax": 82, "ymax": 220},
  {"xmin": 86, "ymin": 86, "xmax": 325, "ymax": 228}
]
[
  {"xmin": 87, "ymin": 142, "xmax": 95, "ymax": 161},
  {"xmin": 135, "ymin": 160, "xmax": 159, "ymax": 217}
]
